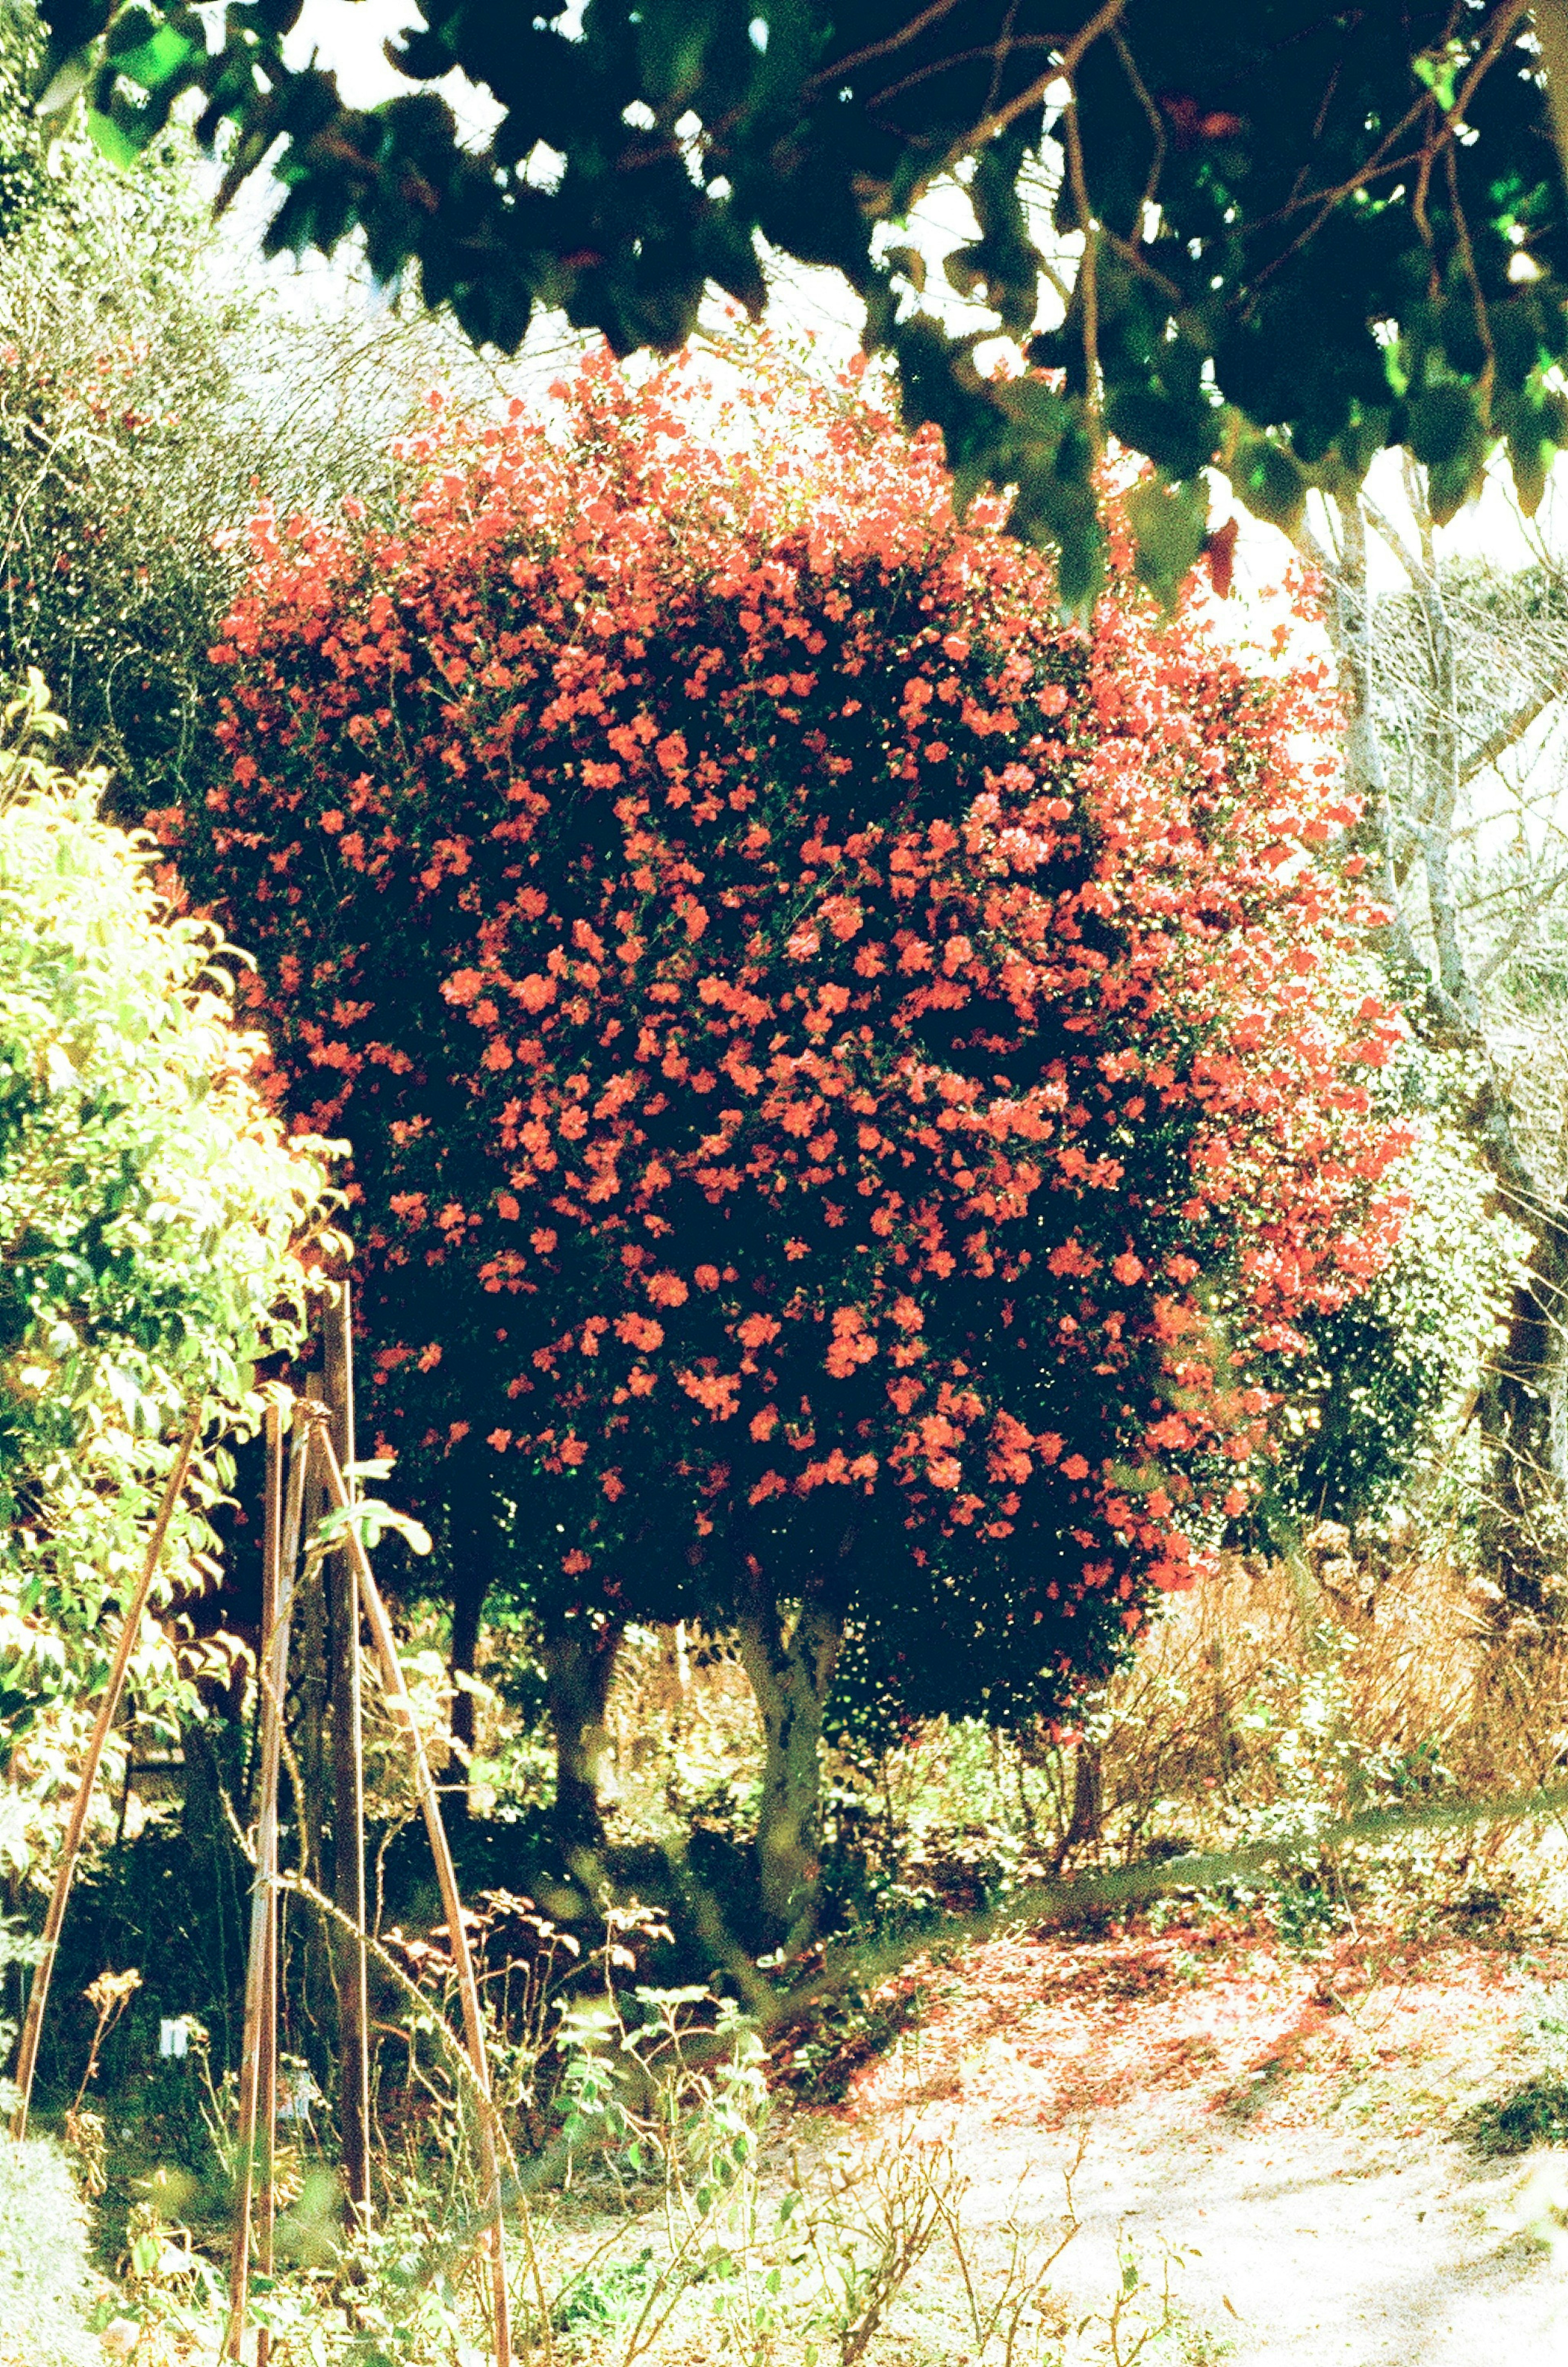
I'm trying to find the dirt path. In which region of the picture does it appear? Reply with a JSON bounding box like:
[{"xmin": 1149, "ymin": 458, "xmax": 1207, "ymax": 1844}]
[
  {"xmin": 1027, "ymin": 2112, "xmax": 1559, "ymax": 2362},
  {"xmin": 831, "ymin": 1915, "xmax": 1568, "ymax": 2363}
]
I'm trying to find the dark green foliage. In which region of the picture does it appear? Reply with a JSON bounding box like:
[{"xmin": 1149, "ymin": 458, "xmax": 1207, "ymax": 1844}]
[
  {"xmin": 0, "ymin": 6, "xmax": 57, "ymax": 234},
  {"xmin": 1253, "ymin": 1064, "xmax": 1525, "ymax": 1534},
  {"xmin": 1456, "ymin": 2074, "xmax": 1568, "ymax": 2156},
  {"xmin": 34, "ymin": 3, "xmax": 1568, "ymax": 603}
]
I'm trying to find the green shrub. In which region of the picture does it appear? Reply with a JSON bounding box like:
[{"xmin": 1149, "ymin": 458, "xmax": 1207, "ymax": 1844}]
[
  {"xmin": 1254, "ymin": 1060, "xmax": 1526, "ymax": 1534},
  {"xmin": 0, "ymin": 679, "xmax": 332, "ymax": 1869}
]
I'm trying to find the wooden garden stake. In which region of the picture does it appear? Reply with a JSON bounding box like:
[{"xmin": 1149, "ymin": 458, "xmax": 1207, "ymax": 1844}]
[
  {"xmin": 10, "ymin": 1408, "xmax": 201, "ymax": 2142},
  {"xmin": 313, "ymin": 1424, "xmax": 512, "ymax": 2367},
  {"xmin": 225, "ymin": 1403, "xmax": 310, "ymax": 2364},
  {"xmin": 323, "ymin": 1284, "xmax": 371, "ymax": 2233}
]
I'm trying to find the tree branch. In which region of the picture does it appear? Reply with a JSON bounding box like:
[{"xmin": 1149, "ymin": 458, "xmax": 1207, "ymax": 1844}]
[
  {"xmin": 1460, "ymin": 659, "xmax": 1568, "ymax": 784},
  {"xmin": 809, "ymin": 0, "xmax": 975, "ymax": 91},
  {"xmin": 1475, "ymin": 861, "xmax": 1568, "ymax": 987},
  {"xmin": 1361, "ymin": 492, "xmax": 1430, "ymax": 590},
  {"xmin": 1322, "ymin": 494, "xmax": 1430, "ymax": 998},
  {"xmin": 1531, "ymin": 0, "xmax": 1568, "ymax": 198},
  {"xmin": 938, "ymin": 0, "xmax": 1130, "ymax": 174}
]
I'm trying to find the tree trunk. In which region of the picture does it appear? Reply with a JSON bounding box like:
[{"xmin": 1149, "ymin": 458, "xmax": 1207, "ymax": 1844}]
[
  {"xmin": 733, "ymin": 1554, "xmax": 846, "ymax": 1956},
  {"xmin": 1480, "ymin": 1218, "xmax": 1568, "ymax": 1629},
  {"xmin": 540, "ymin": 1614, "xmax": 623, "ymax": 1850},
  {"xmin": 1054, "ymin": 1737, "xmax": 1102, "ymax": 1871},
  {"xmin": 446, "ymin": 1487, "xmax": 498, "ymax": 1822}
]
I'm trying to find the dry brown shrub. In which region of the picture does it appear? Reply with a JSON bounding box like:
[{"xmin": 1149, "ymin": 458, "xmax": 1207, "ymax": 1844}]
[{"xmin": 1073, "ymin": 1535, "xmax": 1568, "ymax": 1882}]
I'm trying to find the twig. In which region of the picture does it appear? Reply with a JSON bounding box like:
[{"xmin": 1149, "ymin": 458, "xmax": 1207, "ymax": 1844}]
[
  {"xmin": 1460, "ymin": 661, "xmax": 1568, "ymax": 785},
  {"xmin": 1062, "ymin": 88, "xmax": 1100, "ymax": 406},
  {"xmin": 806, "ymin": 0, "xmax": 972, "ymax": 92},
  {"xmin": 941, "ymin": 0, "xmax": 1130, "ymax": 169}
]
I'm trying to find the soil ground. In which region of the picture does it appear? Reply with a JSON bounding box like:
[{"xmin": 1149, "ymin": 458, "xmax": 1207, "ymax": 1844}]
[
  {"xmin": 22, "ymin": 1905, "xmax": 1568, "ymax": 2363},
  {"xmin": 827, "ymin": 1910, "xmax": 1568, "ymax": 2363}
]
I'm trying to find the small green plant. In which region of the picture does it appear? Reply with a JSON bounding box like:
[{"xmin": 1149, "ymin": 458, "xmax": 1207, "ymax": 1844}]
[
  {"xmin": 1457, "ymin": 2076, "xmax": 1568, "ymax": 2157},
  {"xmin": 1455, "ymin": 1978, "xmax": 1568, "ymax": 2158}
]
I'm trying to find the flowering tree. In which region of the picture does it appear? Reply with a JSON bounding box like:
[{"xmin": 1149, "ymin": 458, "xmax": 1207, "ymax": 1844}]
[{"xmin": 160, "ymin": 344, "xmax": 1408, "ymax": 1946}]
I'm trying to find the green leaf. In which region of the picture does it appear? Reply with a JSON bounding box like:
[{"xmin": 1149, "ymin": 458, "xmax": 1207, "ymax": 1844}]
[
  {"xmin": 1407, "ymin": 384, "xmax": 1491, "ymax": 524},
  {"xmin": 311, "ymin": 1496, "xmax": 432, "ymax": 1560},
  {"xmin": 882, "ymin": 244, "xmax": 925, "ymax": 295},
  {"xmin": 1007, "ymin": 455, "xmax": 1103, "ymax": 614},
  {"xmin": 84, "ymin": 105, "xmax": 145, "ymax": 171},
  {"xmin": 1124, "ymin": 476, "xmax": 1209, "ymax": 611},
  {"xmin": 110, "ymin": 21, "xmax": 198, "ymax": 94},
  {"xmin": 36, "ymin": 46, "xmax": 92, "ymax": 115},
  {"xmin": 1233, "ymin": 436, "xmax": 1308, "ymax": 533},
  {"xmin": 636, "ymin": 0, "xmax": 720, "ymax": 110},
  {"xmin": 1407, "ymin": 383, "xmax": 1481, "ymax": 470},
  {"xmin": 1412, "ymin": 42, "xmax": 1464, "ymax": 114}
]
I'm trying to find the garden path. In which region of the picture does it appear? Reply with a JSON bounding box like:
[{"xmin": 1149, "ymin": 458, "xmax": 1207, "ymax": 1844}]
[{"xmin": 835, "ymin": 1915, "xmax": 1568, "ymax": 2362}]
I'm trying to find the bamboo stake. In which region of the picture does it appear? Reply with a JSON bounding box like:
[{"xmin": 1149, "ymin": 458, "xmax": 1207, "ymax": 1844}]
[
  {"xmin": 10, "ymin": 1409, "xmax": 201, "ymax": 2141},
  {"xmin": 312, "ymin": 1424, "xmax": 512, "ymax": 2366},
  {"xmin": 225, "ymin": 1405, "xmax": 310, "ymax": 2363},
  {"xmin": 323, "ymin": 1285, "xmax": 371, "ymax": 2233},
  {"xmin": 256, "ymin": 1409, "xmax": 306, "ymax": 2367},
  {"xmin": 255, "ymin": 1887, "xmax": 278, "ymax": 2367},
  {"xmin": 247, "ymin": 1464, "xmax": 283, "ymax": 2367}
]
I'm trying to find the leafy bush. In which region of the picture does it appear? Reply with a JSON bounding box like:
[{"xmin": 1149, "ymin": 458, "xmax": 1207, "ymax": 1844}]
[
  {"xmin": 1255, "ymin": 1056, "xmax": 1528, "ymax": 1534},
  {"xmin": 0, "ymin": 680, "xmax": 331, "ymax": 1869},
  {"xmin": 167, "ymin": 337, "xmax": 1410, "ymax": 1934},
  {"xmin": 0, "ymin": 2, "xmax": 535, "ymax": 830}
]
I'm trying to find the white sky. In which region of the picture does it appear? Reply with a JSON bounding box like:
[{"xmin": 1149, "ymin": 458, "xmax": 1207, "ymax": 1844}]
[{"xmin": 288, "ymin": 0, "xmax": 500, "ymax": 132}]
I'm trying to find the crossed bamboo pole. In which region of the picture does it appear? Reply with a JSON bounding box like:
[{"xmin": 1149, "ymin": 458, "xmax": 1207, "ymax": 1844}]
[
  {"xmin": 7, "ymin": 1304, "xmax": 510, "ymax": 2365},
  {"xmin": 223, "ymin": 1389, "xmax": 512, "ymax": 2366},
  {"xmin": 224, "ymin": 1399, "xmax": 307, "ymax": 2365},
  {"xmin": 324, "ymin": 1289, "xmax": 371, "ymax": 2238}
]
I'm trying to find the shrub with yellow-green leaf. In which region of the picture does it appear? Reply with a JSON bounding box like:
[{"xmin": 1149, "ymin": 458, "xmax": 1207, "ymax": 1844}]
[{"xmin": 0, "ymin": 677, "xmax": 332, "ymax": 1870}]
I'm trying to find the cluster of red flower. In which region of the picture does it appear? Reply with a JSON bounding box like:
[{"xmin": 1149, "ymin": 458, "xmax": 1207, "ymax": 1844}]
[{"xmin": 161, "ymin": 339, "xmax": 1405, "ymax": 1710}]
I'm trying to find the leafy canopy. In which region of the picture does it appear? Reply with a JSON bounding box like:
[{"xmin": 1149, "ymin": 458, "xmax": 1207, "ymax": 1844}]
[
  {"xmin": 0, "ymin": 675, "xmax": 331, "ymax": 1868},
  {"xmin": 31, "ymin": 2, "xmax": 1568, "ymax": 604},
  {"xmin": 163, "ymin": 341, "xmax": 1408, "ymax": 1727}
]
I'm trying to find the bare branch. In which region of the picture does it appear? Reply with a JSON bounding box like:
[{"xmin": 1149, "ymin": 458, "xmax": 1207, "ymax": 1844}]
[
  {"xmin": 1475, "ymin": 867, "xmax": 1568, "ymax": 988},
  {"xmin": 810, "ymin": 0, "xmax": 973, "ymax": 89},
  {"xmin": 1362, "ymin": 491, "xmax": 1429, "ymax": 589},
  {"xmin": 1460, "ymin": 660, "xmax": 1568, "ymax": 785},
  {"xmin": 1323, "ymin": 494, "xmax": 1431, "ymax": 999},
  {"xmin": 1294, "ymin": 506, "xmax": 1338, "ymax": 578},
  {"xmin": 938, "ymin": 0, "xmax": 1130, "ymax": 173}
]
